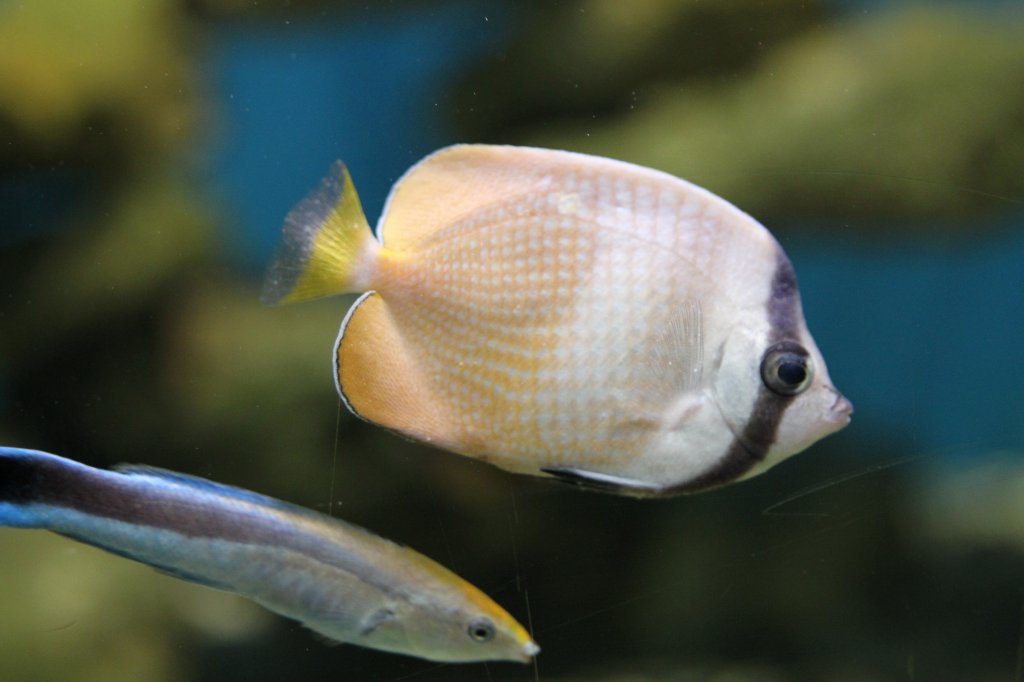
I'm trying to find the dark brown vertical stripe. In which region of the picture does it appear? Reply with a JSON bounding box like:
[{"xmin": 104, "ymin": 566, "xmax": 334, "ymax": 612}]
[{"xmin": 663, "ymin": 249, "xmax": 802, "ymax": 496}]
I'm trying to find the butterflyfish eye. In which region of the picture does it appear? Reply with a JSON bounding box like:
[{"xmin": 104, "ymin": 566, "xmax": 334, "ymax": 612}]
[
  {"xmin": 467, "ymin": 618, "xmax": 496, "ymax": 643},
  {"xmin": 761, "ymin": 342, "xmax": 813, "ymax": 396}
]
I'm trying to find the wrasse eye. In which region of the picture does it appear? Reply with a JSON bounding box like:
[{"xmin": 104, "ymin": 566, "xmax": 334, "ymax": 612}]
[
  {"xmin": 761, "ymin": 342, "xmax": 813, "ymax": 396},
  {"xmin": 467, "ymin": 617, "xmax": 495, "ymax": 643}
]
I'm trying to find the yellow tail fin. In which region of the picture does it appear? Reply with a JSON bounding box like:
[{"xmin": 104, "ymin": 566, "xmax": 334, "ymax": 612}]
[{"xmin": 261, "ymin": 162, "xmax": 377, "ymax": 305}]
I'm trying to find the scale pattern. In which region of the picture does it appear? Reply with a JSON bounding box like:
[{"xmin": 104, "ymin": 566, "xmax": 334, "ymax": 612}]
[{"xmin": 376, "ymin": 166, "xmax": 720, "ymax": 472}]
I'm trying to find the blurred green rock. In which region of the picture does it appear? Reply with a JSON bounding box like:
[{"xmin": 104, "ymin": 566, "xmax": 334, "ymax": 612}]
[
  {"xmin": 515, "ymin": 8, "xmax": 1024, "ymax": 226},
  {"xmin": 0, "ymin": 531, "xmax": 266, "ymax": 682},
  {"xmin": 0, "ymin": 0, "xmax": 200, "ymax": 163},
  {"xmin": 454, "ymin": 0, "xmax": 827, "ymax": 141}
]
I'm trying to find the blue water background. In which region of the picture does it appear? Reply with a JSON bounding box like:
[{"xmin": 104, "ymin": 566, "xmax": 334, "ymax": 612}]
[
  {"xmin": 793, "ymin": 221, "xmax": 1024, "ymax": 456},
  {"xmin": 208, "ymin": 1, "xmax": 513, "ymax": 267}
]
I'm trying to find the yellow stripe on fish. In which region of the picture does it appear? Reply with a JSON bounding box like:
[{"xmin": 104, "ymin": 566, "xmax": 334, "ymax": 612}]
[{"xmin": 263, "ymin": 145, "xmax": 852, "ymax": 497}]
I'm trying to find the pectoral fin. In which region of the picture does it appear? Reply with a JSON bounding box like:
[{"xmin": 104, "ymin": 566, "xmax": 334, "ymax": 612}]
[{"xmin": 359, "ymin": 607, "xmax": 397, "ymax": 637}]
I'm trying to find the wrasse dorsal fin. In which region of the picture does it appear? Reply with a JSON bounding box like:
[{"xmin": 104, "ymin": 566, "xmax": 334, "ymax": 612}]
[
  {"xmin": 261, "ymin": 161, "xmax": 375, "ymax": 305},
  {"xmin": 116, "ymin": 464, "xmax": 399, "ymax": 543},
  {"xmin": 114, "ymin": 464, "xmax": 302, "ymax": 515}
]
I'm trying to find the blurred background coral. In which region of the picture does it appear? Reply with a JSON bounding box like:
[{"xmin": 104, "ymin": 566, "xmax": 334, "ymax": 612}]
[{"xmin": 1, "ymin": 1, "xmax": 1022, "ymax": 680}]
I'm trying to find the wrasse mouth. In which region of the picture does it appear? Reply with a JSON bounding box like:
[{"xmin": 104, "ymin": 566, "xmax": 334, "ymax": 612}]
[{"xmin": 519, "ymin": 640, "xmax": 541, "ymax": 661}]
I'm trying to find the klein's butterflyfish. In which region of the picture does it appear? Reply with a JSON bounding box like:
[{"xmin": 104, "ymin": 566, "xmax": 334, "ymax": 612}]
[{"xmin": 262, "ymin": 145, "xmax": 852, "ymax": 497}]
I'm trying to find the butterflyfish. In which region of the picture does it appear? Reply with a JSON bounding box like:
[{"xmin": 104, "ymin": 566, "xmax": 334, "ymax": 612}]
[
  {"xmin": 263, "ymin": 145, "xmax": 852, "ymax": 497},
  {"xmin": 0, "ymin": 447, "xmax": 538, "ymax": 663}
]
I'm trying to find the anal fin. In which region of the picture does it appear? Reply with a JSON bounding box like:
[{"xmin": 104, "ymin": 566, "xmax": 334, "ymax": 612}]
[{"xmin": 336, "ymin": 292, "xmax": 458, "ymax": 449}]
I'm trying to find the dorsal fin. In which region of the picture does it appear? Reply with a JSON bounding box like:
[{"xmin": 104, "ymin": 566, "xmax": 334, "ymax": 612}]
[
  {"xmin": 114, "ymin": 464, "xmax": 298, "ymax": 513},
  {"xmin": 374, "ymin": 144, "xmax": 735, "ymax": 252},
  {"xmin": 376, "ymin": 145, "xmax": 578, "ymax": 250},
  {"xmin": 262, "ymin": 161, "xmax": 378, "ymax": 304}
]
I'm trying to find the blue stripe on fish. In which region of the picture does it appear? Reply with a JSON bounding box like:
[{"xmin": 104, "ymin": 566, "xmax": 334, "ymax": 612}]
[
  {"xmin": 0, "ymin": 448, "xmax": 240, "ymax": 588},
  {"xmin": 0, "ymin": 447, "xmax": 239, "ymax": 538},
  {"xmin": 0, "ymin": 447, "xmax": 334, "ymax": 545},
  {"xmin": 0, "ymin": 447, "xmax": 377, "ymax": 567},
  {"xmin": 0, "ymin": 501, "xmax": 38, "ymax": 527},
  {"xmin": 0, "ymin": 447, "xmax": 68, "ymax": 527}
]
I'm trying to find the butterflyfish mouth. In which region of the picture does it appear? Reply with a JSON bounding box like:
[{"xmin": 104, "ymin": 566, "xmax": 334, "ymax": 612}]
[
  {"xmin": 520, "ymin": 640, "xmax": 541, "ymax": 660},
  {"xmin": 830, "ymin": 390, "xmax": 854, "ymax": 423}
]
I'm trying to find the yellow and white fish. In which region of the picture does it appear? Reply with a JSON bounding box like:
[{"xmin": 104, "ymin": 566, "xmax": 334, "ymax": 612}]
[
  {"xmin": 263, "ymin": 145, "xmax": 852, "ymax": 497},
  {"xmin": 0, "ymin": 447, "xmax": 538, "ymax": 663}
]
